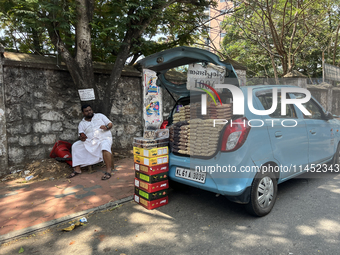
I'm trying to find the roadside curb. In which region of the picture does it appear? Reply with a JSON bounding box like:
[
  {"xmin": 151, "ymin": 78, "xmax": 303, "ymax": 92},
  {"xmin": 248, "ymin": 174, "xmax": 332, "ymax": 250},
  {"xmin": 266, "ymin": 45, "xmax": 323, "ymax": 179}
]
[{"xmin": 0, "ymin": 195, "xmax": 134, "ymax": 244}]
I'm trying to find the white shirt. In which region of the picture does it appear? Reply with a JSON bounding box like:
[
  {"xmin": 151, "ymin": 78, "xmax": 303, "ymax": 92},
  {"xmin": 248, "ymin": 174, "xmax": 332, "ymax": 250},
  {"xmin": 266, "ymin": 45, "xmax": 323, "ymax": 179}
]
[
  {"xmin": 79, "ymin": 113, "xmax": 111, "ymax": 137},
  {"xmin": 78, "ymin": 113, "xmax": 112, "ymax": 154}
]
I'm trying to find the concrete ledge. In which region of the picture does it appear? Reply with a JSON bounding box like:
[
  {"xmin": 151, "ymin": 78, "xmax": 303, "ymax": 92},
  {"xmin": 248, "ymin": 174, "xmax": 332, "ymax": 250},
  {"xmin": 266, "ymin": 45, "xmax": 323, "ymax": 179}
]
[
  {"xmin": 3, "ymin": 52, "xmax": 141, "ymax": 77},
  {"xmin": 0, "ymin": 195, "xmax": 133, "ymax": 244}
]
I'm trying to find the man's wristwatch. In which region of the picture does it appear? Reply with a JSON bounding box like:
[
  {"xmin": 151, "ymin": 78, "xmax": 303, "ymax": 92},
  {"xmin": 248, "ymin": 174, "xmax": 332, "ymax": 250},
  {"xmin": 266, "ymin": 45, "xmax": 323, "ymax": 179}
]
[{"xmin": 105, "ymin": 125, "xmax": 109, "ymax": 130}]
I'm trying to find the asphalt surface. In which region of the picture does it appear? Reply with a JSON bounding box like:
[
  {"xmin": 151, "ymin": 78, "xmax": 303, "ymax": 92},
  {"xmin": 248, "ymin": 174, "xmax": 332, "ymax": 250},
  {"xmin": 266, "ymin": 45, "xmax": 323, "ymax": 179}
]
[{"xmin": 1, "ymin": 171, "xmax": 340, "ymax": 255}]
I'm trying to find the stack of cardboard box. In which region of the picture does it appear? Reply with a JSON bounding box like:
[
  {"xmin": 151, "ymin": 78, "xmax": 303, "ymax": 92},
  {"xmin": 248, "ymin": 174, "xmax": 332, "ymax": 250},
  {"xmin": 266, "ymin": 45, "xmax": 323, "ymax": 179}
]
[{"xmin": 133, "ymin": 137, "xmax": 169, "ymax": 210}]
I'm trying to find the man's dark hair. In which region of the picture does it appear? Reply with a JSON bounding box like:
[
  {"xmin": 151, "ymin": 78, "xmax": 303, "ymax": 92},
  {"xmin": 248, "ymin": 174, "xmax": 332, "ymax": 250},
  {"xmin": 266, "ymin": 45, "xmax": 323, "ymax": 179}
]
[{"xmin": 81, "ymin": 104, "xmax": 92, "ymax": 112}]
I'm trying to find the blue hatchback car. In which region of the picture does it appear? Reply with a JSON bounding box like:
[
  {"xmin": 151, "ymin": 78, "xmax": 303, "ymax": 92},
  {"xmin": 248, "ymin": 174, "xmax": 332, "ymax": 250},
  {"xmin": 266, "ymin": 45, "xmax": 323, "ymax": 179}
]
[{"xmin": 137, "ymin": 47, "xmax": 340, "ymax": 216}]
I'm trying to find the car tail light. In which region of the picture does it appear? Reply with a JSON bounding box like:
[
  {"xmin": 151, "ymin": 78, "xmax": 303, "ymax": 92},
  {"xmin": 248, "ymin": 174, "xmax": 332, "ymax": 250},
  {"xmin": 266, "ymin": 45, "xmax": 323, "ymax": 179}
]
[
  {"xmin": 221, "ymin": 117, "xmax": 251, "ymax": 152},
  {"xmin": 160, "ymin": 120, "xmax": 168, "ymax": 129}
]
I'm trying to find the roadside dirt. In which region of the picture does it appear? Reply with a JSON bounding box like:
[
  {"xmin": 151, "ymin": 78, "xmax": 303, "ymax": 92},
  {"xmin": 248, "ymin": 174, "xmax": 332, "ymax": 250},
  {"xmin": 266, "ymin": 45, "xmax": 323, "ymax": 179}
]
[
  {"xmin": 1, "ymin": 159, "xmax": 74, "ymax": 184},
  {"xmin": 0, "ymin": 150, "xmax": 133, "ymax": 184}
]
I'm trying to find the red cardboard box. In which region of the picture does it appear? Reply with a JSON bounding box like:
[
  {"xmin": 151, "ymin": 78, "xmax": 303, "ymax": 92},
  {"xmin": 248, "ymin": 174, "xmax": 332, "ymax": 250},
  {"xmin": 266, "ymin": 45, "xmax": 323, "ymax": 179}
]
[
  {"xmin": 134, "ymin": 178, "xmax": 169, "ymax": 193},
  {"xmin": 134, "ymin": 163, "xmax": 168, "ymax": 175},
  {"xmin": 134, "ymin": 194, "xmax": 168, "ymax": 210}
]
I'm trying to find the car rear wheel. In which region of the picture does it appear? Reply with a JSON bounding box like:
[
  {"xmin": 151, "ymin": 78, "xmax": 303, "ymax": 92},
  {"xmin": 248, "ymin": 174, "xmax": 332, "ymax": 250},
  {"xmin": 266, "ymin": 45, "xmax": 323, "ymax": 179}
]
[{"xmin": 246, "ymin": 171, "xmax": 278, "ymax": 217}]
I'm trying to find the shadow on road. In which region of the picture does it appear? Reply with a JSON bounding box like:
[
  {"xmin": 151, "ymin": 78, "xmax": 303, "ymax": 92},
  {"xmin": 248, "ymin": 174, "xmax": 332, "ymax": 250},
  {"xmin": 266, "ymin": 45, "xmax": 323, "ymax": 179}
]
[{"xmin": 1, "ymin": 171, "xmax": 340, "ymax": 255}]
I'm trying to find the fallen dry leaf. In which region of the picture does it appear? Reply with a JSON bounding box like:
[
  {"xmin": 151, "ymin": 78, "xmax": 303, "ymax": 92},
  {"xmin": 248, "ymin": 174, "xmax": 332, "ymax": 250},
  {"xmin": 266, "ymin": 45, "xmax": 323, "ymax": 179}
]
[
  {"xmin": 98, "ymin": 234, "xmax": 106, "ymax": 242},
  {"xmin": 69, "ymin": 241, "xmax": 75, "ymax": 245}
]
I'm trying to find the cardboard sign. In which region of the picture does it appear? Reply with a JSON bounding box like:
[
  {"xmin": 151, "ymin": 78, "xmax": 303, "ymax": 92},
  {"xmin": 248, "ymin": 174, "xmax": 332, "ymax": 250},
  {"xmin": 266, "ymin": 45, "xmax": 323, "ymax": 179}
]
[
  {"xmin": 78, "ymin": 89, "xmax": 95, "ymax": 101},
  {"xmin": 187, "ymin": 63, "xmax": 226, "ymax": 92}
]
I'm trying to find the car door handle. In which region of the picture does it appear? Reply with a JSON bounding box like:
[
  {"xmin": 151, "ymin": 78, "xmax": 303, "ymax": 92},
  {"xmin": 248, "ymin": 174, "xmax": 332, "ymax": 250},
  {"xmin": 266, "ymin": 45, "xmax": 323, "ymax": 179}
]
[
  {"xmin": 275, "ymin": 131, "xmax": 282, "ymax": 138},
  {"xmin": 310, "ymin": 129, "xmax": 316, "ymax": 134}
]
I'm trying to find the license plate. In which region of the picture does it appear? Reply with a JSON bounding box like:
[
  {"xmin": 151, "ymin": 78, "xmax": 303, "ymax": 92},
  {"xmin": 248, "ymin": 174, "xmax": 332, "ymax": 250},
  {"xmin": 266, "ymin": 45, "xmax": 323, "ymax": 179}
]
[{"xmin": 175, "ymin": 167, "xmax": 206, "ymax": 184}]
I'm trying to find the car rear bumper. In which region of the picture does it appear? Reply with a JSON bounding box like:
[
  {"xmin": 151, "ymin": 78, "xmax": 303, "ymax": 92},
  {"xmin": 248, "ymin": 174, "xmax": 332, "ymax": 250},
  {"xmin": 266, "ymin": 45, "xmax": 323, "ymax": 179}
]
[{"xmin": 168, "ymin": 151, "xmax": 256, "ymax": 202}]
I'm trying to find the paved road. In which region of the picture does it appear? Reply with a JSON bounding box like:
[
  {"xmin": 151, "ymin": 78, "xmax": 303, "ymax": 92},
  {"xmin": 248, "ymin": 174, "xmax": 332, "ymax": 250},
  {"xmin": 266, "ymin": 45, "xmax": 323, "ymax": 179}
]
[{"xmin": 1, "ymin": 171, "xmax": 340, "ymax": 255}]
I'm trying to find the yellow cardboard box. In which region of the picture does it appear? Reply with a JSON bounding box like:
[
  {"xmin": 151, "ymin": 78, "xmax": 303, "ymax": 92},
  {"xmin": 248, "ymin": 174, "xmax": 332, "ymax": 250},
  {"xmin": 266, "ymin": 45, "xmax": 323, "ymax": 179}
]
[
  {"xmin": 134, "ymin": 155, "xmax": 169, "ymax": 166},
  {"xmin": 133, "ymin": 146, "xmax": 168, "ymax": 157}
]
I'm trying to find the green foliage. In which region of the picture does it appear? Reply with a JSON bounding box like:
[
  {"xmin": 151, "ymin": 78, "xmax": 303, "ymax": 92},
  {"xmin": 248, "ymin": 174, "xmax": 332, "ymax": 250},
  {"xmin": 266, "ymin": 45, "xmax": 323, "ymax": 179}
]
[
  {"xmin": 90, "ymin": 0, "xmax": 213, "ymax": 63},
  {"xmin": 221, "ymin": 0, "xmax": 340, "ymax": 78},
  {"xmin": 0, "ymin": 0, "xmax": 213, "ymax": 62},
  {"xmin": 0, "ymin": 0, "xmax": 77, "ymax": 55},
  {"xmin": 222, "ymin": 23, "xmax": 276, "ymax": 77}
]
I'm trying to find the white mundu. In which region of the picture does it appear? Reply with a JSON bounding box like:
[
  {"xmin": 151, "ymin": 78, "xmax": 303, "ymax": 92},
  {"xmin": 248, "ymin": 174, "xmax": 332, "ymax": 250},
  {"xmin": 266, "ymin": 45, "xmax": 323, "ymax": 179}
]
[{"xmin": 72, "ymin": 113, "xmax": 112, "ymax": 167}]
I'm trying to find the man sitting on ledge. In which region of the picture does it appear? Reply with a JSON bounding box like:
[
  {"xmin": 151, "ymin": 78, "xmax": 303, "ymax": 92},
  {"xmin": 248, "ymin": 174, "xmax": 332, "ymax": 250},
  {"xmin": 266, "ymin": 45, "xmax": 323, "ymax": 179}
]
[{"xmin": 68, "ymin": 104, "xmax": 113, "ymax": 180}]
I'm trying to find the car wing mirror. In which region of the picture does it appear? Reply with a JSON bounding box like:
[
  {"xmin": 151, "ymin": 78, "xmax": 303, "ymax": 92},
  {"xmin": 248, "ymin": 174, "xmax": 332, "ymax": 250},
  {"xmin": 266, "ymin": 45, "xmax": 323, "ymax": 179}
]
[{"xmin": 324, "ymin": 112, "xmax": 333, "ymax": 120}]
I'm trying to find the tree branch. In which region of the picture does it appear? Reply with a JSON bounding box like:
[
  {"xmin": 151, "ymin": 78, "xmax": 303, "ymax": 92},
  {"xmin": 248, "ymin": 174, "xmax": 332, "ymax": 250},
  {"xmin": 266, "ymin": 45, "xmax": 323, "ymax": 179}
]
[{"xmin": 333, "ymin": 23, "xmax": 340, "ymax": 65}]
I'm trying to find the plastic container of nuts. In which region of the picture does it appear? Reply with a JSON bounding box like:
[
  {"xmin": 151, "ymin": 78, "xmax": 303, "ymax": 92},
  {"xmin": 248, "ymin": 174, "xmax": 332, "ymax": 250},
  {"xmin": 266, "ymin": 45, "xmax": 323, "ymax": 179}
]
[
  {"xmin": 143, "ymin": 129, "xmax": 169, "ymax": 139},
  {"xmin": 155, "ymin": 129, "xmax": 169, "ymax": 139},
  {"xmin": 133, "ymin": 142, "xmax": 169, "ymax": 149},
  {"xmin": 133, "ymin": 137, "xmax": 169, "ymax": 149}
]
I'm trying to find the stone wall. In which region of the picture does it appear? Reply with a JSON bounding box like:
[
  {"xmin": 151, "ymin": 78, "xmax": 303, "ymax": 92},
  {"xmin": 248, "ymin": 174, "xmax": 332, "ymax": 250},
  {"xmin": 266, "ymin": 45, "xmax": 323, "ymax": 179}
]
[
  {"xmin": 332, "ymin": 88, "xmax": 340, "ymax": 115},
  {"xmin": 306, "ymin": 83, "xmax": 340, "ymax": 115},
  {"xmin": 0, "ymin": 46, "xmax": 8, "ymax": 173},
  {"xmin": 281, "ymin": 77, "xmax": 308, "ymax": 88},
  {"xmin": 4, "ymin": 66, "xmax": 80, "ymax": 166},
  {"xmin": 235, "ymin": 69, "xmax": 247, "ymax": 86},
  {"xmin": 245, "ymin": 77, "xmax": 340, "ymax": 116},
  {"xmin": 0, "ymin": 52, "xmax": 150, "ymax": 175}
]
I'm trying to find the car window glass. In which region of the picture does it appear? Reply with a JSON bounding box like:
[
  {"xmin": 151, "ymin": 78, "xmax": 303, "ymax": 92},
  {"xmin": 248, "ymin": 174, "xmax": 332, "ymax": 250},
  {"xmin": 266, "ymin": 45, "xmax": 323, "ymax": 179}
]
[
  {"xmin": 293, "ymin": 93, "xmax": 324, "ymax": 119},
  {"xmin": 258, "ymin": 93, "xmax": 296, "ymax": 118}
]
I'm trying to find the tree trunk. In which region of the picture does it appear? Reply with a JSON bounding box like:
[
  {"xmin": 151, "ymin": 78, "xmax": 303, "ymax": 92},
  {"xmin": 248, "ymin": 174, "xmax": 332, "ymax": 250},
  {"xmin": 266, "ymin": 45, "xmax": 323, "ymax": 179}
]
[
  {"xmin": 102, "ymin": 30, "xmax": 136, "ymax": 116},
  {"xmin": 333, "ymin": 23, "xmax": 340, "ymax": 66},
  {"xmin": 75, "ymin": 0, "xmax": 94, "ymax": 87},
  {"xmin": 47, "ymin": 0, "xmax": 99, "ymax": 111},
  {"xmin": 74, "ymin": 0, "xmax": 98, "ymax": 111},
  {"xmin": 269, "ymin": 53, "xmax": 279, "ymax": 84},
  {"xmin": 32, "ymin": 28, "xmax": 42, "ymax": 54},
  {"xmin": 281, "ymin": 53, "xmax": 288, "ymax": 76},
  {"xmin": 288, "ymin": 53, "xmax": 292, "ymax": 73}
]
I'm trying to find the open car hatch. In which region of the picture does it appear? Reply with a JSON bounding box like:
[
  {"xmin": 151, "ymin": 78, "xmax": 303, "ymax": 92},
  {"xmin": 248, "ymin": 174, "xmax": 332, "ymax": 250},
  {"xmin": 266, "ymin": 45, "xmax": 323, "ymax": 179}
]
[{"xmin": 137, "ymin": 46, "xmax": 239, "ymax": 97}]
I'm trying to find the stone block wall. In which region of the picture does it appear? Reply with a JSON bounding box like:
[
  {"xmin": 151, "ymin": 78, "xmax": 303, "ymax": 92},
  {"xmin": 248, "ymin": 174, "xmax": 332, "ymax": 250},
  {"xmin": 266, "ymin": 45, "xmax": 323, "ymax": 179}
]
[
  {"xmin": 245, "ymin": 77, "xmax": 340, "ymax": 115},
  {"xmin": 5, "ymin": 67, "xmax": 81, "ymax": 165},
  {"xmin": 332, "ymin": 88, "xmax": 340, "ymax": 115},
  {"xmin": 307, "ymin": 83, "xmax": 340, "ymax": 115},
  {"xmin": 108, "ymin": 74, "xmax": 143, "ymax": 149},
  {"xmin": 0, "ymin": 46, "xmax": 7, "ymax": 172},
  {"xmin": 3, "ymin": 65, "xmax": 145, "ymax": 170}
]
